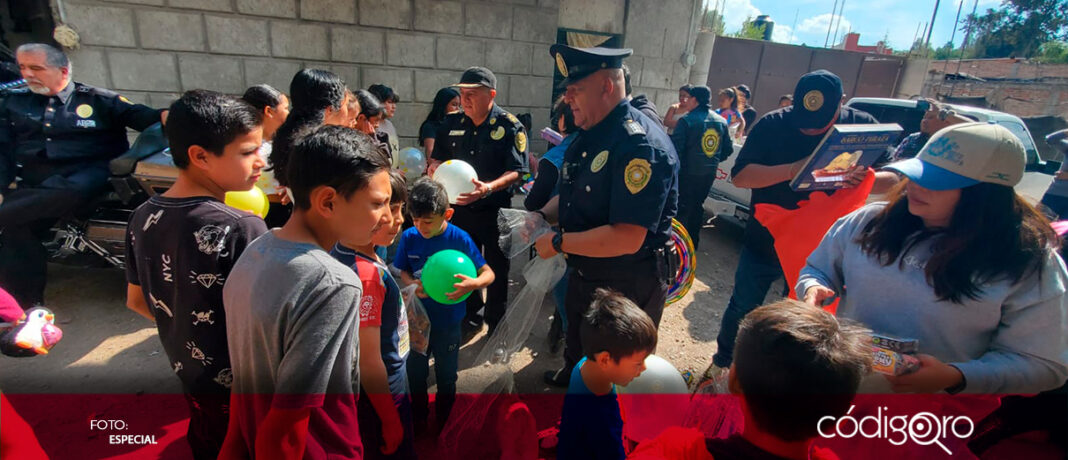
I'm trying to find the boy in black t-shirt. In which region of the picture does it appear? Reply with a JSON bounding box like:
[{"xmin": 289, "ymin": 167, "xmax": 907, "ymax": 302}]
[{"xmin": 125, "ymin": 90, "xmax": 267, "ymax": 460}]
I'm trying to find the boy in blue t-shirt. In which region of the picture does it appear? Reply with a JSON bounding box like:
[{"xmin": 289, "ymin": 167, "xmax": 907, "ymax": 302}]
[
  {"xmin": 393, "ymin": 177, "xmax": 494, "ymax": 429},
  {"xmin": 557, "ymin": 288, "xmax": 658, "ymax": 460}
]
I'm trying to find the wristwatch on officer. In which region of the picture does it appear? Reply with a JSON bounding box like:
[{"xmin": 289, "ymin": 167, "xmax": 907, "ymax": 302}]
[
  {"xmin": 551, "ymin": 231, "xmax": 564, "ymax": 253},
  {"xmin": 483, "ymin": 182, "xmax": 494, "ymax": 198}
]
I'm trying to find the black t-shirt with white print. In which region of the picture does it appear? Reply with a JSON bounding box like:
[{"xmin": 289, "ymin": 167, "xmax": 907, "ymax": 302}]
[{"xmin": 125, "ymin": 196, "xmax": 268, "ymax": 393}]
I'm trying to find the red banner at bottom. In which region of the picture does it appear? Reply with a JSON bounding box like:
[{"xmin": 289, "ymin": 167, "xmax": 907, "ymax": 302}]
[{"xmin": 2, "ymin": 393, "xmax": 1064, "ymax": 459}]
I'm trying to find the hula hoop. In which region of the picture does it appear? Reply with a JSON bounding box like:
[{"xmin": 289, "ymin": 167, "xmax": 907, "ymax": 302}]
[{"xmin": 667, "ymin": 218, "xmax": 696, "ymax": 305}]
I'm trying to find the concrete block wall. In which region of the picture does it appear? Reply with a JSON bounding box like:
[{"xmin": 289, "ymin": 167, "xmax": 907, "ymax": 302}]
[
  {"xmin": 58, "ymin": 0, "xmax": 702, "ymax": 150},
  {"xmin": 58, "ymin": 0, "xmax": 563, "ymax": 150}
]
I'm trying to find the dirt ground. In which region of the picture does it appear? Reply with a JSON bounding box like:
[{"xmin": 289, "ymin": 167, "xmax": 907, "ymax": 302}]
[{"xmin": 0, "ymin": 215, "xmax": 786, "ymax": 397}]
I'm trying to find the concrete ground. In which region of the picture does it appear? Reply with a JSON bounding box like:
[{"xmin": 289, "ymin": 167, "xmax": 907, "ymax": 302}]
[{"xmin": 0, "ymin": 216, "xmax": 786, "ymax": 396}]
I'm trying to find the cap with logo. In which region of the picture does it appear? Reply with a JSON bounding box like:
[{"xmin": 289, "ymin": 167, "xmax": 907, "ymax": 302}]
[
  {"xmin": 454, "ymin": 66, "xmax": 497, "ymax": 89},
  {"xmin": 791, "ymin": 69, "xmax": 843, "ymax": 130},
  {"xmin": 548, "ymin": 45, "xmax": 633, "ymax": 87},
  {"xmin": 885, "ymin": 122, "xmax": 1025, "ymax": 190}
]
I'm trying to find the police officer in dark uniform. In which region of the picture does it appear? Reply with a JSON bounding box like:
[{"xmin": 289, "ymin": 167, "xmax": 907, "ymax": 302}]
[
  {"xmin": 0, "ymin": 43, "xmax": 165, "ymax": 307},
  {"xmin": 670, "ymin": 85, "xmax": 732, "ymax": 249},
  {"xmin": 534, "ymin": 45, "xmax": 679, "ymax": 387},
  {"xmin": 430, "ymin": 67, "xmax": 528, "ymax": 338}
]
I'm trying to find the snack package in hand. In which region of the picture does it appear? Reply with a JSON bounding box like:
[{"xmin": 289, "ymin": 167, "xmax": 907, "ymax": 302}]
[
  {"xmin": 871, "ymin": 334, "xmax": 920, "ymax": 376},
  {"xmin": 401, "ymin": 285, "xmax": 431, "ymax": 356}
]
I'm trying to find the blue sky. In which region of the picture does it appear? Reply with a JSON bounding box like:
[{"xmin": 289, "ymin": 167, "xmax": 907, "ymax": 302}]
[{"xmin": 708, "ymin": 0, "xmax": 1005, "ymax": 51}]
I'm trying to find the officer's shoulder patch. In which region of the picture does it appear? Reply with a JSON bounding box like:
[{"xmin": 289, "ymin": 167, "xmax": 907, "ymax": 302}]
[
  {"xmin": 515, "ymin": 130, "xmax": 527, "ymax": 152},
  {"xmin": 624, "ymin": 119, "xmax": 645, "ymax": 136},
  {"xmin": 623, "ymin": 158, "xmax": 652, "ymax": 194},
  {"xmin": 506, "ymin": 113, "xmax": 519, "ymax": 125}
]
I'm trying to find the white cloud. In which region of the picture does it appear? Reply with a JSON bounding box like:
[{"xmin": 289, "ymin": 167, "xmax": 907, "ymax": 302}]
[
  {"xmin": 771, "ymin": 24, "xmax": 795, "ymax": 43},
  {"xmin": 707, "ymin": 0, "xmax": 763, "ymax": 34},
  {"xmin": 796, "ymin": 13, "xmax": 853, "ymax": 36}
]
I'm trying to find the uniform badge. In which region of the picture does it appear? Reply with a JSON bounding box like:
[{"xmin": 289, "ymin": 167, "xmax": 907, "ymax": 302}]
[
  {"xmin": 76, "ymin": 104, "xmax": 94, "ymax": 118},
  {"xmin": 624, "ymin": 119, "xmax": 645, "ymax": 136},
  {"xmin": 490, "ymin": 126, "xmax": 505, "ymax": 140},
  {"xmin": 701, "ymin": 128, "xmax": 720, "ymax": 158},
  {"xmin": 490, "ymin": 117, "xmax": 497, "ymax": 125},
  {"xmin": 591, "ymin": 150, "xmax": 609, "ymax": 173},
  {"xmin": 624, "ymin": 158, "xmax": 652, "ymax": 195},
  {"xmin": 803, "ymin": 90, "xmax": 824, "ymax": 112},
  {"xmin": 449, "ymin": 130, "xmax": 465, "ymax": 136},
  {"xmin": 515, "ymin": 131, "xmax": 527, "ymax": 152},
  {"xmin": 556, "ymin": 54, "xmax": 569, "ymax": 77},
  {"xmin": 119, "ymin": 95, "xmax": 133, "ymax": 105}
]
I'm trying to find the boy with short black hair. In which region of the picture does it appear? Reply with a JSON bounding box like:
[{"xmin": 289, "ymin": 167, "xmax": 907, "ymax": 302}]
[
  {"xmin": 629, "ymin": 299, "xmax": 871, "ymax": 460},
  {"xmin": 331, "ymin": 169, "xmax": 415, "ymax": 459},
  {"xmin": 220, "ymin": 125, "xmax": 393, "ymax": 460},
  {"xmin": 557, "ymin": 288, "xmax": 658, "ymax": 460},
  {"xmin": 124, "ymin": 89, "xmax": 268, "ymax": 460},
  {"xmin": 394, "ymin": 177, "xmax": 494, "ymax": 429}
]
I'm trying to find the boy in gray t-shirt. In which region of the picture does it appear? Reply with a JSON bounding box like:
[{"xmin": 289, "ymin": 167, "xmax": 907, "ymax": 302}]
[{"xmin": 220, "ymin": 125, "xmax": 394, "ymax": 460}]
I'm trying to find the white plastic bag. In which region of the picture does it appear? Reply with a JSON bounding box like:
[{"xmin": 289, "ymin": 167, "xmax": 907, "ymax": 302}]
[
  {"xmin": 474, "ymin": 256, "xmax": 566, "ymax": 366},
  {"xmin": 497, "ymin": 208, "xmax": 553, "ymax": 260},
  {"xmin": 400, "ymin": 285, "xmax": 431, "ymax": 356}
]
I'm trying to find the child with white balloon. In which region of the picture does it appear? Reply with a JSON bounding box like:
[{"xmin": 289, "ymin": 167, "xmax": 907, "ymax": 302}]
[{"xmin": 557, "ymin": 288, "xmax": 658, "ymax": 460}]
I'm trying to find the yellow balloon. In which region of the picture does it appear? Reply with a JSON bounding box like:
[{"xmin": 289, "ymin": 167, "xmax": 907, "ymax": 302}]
[{"xmin": 225, "ymin": 186, "xmax": 269, "ymax": 218}]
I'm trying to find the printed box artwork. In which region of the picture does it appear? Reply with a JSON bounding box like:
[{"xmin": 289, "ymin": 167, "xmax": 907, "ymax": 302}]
[
  {"xmin": 871, "ymin": 333, "xmax": 921, "ymax": 376},
  {"xmin": 790, "ymin": 123, "xmax": 904, "ymax": 192}
]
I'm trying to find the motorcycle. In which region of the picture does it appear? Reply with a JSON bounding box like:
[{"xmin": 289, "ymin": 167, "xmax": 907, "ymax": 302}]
[{"xmin": 48, "ymin": 122, "xmax": 177, "ymax": 268}]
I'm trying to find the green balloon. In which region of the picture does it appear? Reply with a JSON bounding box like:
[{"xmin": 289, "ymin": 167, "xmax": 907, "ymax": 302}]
[{"xmin": 421, "ymin": 249, "xmax": 478, "ymax": 305}]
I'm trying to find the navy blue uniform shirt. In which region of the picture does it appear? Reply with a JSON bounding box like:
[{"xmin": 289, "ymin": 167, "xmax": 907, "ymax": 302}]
[
  {"xmin": 0, "ymin": 81, "xmax": 161, "ymax": 187},
  {"xmin": 670, "ymin": 106, "xmax": 733, "ymax": 176},
  {"xmin": 431, "ymin": 103, "xmax": 529, "ymax": 211},
  {"xmin": 558, "ymin": 100, "xmax": 679, "ymax": 272}
]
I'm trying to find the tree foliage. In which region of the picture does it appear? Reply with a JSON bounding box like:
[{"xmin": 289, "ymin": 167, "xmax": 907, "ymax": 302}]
[
  {"xmin": 730, "ymin": 16, "xmax": 767, "ymax": 40},
  {"xmin": 963, "ymin": 0, "xmax": 1068, "ymax": 58}
]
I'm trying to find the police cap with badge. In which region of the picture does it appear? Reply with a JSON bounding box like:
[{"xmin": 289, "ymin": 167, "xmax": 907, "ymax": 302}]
[{"xmin": 549, "ymin": 45, "xmax": 633, "ymax": 87}]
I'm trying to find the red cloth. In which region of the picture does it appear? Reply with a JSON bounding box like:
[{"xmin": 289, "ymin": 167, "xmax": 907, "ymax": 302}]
[
  {"xmin": 0, "ymin": 287, "xmax": 24, "ymax": 324},
  {"xmin": 753, "ymin": 170, "xmax": 875, "ymax": 315},
  {"xmin": 0, "ymin": 393, "xmax": 48, "ymax": 460}
]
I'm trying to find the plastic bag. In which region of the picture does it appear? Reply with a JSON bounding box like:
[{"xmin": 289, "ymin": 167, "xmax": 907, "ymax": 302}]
[
  {"xmin": 497, "ymin": 208, "xmax": 553, "ymax": 260},
  {"xmin": 474, "ymin": 256, "xmax": 566, "ymax": 366},
  {"xmin": 401, "ymin": 285, "xmax": 431, "ymax": 356}
]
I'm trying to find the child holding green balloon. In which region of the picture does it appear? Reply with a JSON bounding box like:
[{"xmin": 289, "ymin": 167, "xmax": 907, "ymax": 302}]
[{"xmin": 394, "ymin": 178, "xmax": 494, "ymax": 431}]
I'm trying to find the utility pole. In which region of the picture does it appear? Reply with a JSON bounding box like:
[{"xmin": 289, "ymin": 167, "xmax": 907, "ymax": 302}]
[
  {"xmin": 825, "ymin": 0, "xmax": 840, "ymax": 48},
  {"xmin": 924, "ymin": 0, "xmax": 941, "ymax": 58},
  {"xmin": 831, "ymin": 0, "xmax": 848, "ymax": 49}
]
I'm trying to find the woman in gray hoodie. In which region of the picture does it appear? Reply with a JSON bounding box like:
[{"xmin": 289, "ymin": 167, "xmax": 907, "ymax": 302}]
[{"xmin": 798, "ymin": 122, "xmax": 1068, "ymax": 394}]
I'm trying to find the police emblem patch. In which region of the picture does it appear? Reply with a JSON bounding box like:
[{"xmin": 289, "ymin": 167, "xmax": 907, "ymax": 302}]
[
  {"xmin": 701, "ymin": 129, "xmax": 720, "ymax": 158},
  {"xmin": 556, "ymin": 54, "xmax": 569, "ymax": 77},
  {"xmin": 490, "ymin": 126, "xmax": 505, "ymax": 140},
  {"xmin": 515, "ymin": 131, "xmax": 527, "ymax": 152},
  {"xmin": 624, "ymin": 158, "xmax": 652, "ymax": 194},
  {"xmin": 802, "ymin": 90, "xmax": 824, "ymax": 112},
  {"xmin": 76, "ymin": 104, "xmax": 93, "ymax": 118},
  {"xmin": 591, "ymin": 150, "xmax": 609, "ymax": 173}
]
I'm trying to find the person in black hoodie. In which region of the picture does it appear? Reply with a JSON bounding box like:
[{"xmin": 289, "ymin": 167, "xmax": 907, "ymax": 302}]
[{"xmin": 622, "ymin": 64, "xmax": 665, "ymax": 132}]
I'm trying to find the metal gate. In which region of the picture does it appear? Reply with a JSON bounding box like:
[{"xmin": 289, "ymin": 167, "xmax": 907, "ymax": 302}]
[{"xmin": 704, "ymin": 37, "xmax": 905, "ymax": 116}]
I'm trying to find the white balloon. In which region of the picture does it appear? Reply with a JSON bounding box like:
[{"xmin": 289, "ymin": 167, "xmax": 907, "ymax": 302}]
[
  {"xmin": 433, "ymin": 159, "xmax": 478, "ymax": 204},
  {"xmin": 617, "ymin": 354, "xmax": 690, "ymax": 442}
]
